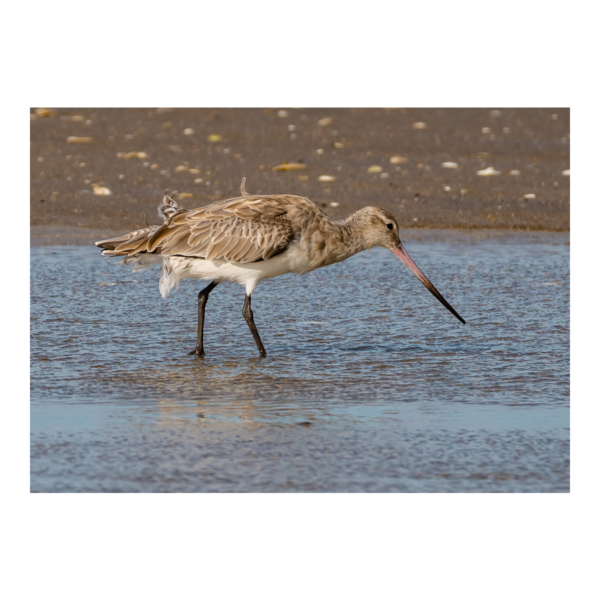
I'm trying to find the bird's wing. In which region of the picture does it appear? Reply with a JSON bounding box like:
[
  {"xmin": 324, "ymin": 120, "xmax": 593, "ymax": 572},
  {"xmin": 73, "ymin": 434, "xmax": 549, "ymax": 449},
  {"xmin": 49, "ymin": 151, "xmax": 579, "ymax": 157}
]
[
  {"xmin": 146, "ymin": 195, "xmax": 300, "ymax": 263},
  {"xmin": 98, "ymin": 192, "xmax": 322, "ymax": 262}
]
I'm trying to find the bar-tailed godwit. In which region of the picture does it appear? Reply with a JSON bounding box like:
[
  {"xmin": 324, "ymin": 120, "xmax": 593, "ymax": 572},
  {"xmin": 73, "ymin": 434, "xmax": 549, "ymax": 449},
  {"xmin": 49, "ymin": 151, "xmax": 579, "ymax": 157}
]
[{"xmin": 96, "ymin": 179, "xmax": 465, "ymax": 357}]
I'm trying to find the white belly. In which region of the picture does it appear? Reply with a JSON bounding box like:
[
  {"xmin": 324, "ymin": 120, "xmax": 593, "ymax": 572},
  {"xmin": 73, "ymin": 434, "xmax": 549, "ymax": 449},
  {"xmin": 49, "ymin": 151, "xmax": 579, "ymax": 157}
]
[{"xmin": 158, "ymin": 245, "xmax": 305, "ymax": 298}]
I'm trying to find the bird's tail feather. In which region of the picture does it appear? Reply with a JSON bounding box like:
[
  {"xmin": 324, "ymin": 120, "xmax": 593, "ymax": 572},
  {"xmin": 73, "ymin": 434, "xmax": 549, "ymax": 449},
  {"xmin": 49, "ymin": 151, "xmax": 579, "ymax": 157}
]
[
  {"xmin": 95, "ymin": 190, "xmax": 187, "ymax": 256},
  {"xmin": 95, "ymin": 225, "xmax": 159, "ymax": 256}
]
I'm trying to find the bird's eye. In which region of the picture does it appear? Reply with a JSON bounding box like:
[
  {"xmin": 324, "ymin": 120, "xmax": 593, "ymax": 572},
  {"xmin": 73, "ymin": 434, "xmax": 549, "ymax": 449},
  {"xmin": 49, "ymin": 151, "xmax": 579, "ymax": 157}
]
[{"xmin": 386, "ymin": 223, "xmax": 394, "ymax": 230}]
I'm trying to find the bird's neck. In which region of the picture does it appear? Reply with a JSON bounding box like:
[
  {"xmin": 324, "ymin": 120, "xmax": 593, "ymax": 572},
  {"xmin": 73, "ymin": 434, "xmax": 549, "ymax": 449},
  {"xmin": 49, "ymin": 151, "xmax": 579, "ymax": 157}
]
[
  {"xmin": 326, "ymin": 211, "xmax": 370, "ymax": 263},
  {"xmin": 298, "ymin": 208, "xmax": 374, "ymax": 272}
]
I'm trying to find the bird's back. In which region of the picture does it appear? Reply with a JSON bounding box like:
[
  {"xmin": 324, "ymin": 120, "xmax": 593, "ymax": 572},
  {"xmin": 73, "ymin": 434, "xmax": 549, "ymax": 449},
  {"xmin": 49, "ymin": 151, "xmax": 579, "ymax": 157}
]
[{"xmin": 95, "ymin": 180, "xmax": 329, "ymax": 265}]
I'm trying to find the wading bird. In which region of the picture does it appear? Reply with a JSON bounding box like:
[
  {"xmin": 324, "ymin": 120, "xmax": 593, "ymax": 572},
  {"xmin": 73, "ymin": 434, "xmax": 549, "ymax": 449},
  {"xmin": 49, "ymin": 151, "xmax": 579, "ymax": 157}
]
[{"xmin": 96, "ymin": 179, "xmax": 465, "ymax": 357}]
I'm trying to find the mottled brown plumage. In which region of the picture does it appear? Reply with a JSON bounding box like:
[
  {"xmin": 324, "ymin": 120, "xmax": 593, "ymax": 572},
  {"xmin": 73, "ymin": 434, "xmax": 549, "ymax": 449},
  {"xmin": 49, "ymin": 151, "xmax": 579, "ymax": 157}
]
[
  {"xmin": 96, "ymin": 179, "xmax": 379, "ymax": 271},
  {"xmin": 96, "ymin": 179, "xmax": 465, "ymax": 357}
]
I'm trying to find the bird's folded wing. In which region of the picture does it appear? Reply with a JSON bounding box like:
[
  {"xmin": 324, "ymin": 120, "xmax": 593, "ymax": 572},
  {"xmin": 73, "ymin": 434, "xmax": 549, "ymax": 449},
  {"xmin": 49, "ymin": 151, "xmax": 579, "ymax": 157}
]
[
  {"xmin": 150, "ymin": 214, "xmax": 294, "ymax": 263},
  {"xmin": 101, "ymin": 194, "xmax": 316, "ymax": 261}
]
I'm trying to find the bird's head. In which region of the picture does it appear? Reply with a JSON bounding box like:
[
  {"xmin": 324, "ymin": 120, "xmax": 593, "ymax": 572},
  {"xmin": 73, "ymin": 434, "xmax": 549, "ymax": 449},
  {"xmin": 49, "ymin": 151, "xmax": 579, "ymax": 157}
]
[
  {"xmin": 353, "ymin": 206, "xmax": 401, "ymax": 251},
  {"xmin": 352, "ymin": 206, "xmax": 466, "ymax": 325}
]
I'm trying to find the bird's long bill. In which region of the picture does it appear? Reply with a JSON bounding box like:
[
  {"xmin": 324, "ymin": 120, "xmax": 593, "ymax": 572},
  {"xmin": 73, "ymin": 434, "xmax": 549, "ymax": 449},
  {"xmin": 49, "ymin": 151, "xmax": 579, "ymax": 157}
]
[{"xmin": 391, "ymin": 242, "xmax": 466, "ymax": 324}]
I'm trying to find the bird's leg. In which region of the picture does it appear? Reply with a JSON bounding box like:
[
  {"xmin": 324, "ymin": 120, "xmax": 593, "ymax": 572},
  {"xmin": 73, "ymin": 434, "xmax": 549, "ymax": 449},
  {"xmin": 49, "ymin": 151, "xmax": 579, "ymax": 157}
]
[
  {"xmin": 242, "ymin": 294, "xmax": 267, "ymax": 357},
  {"xmin": 189, "ymin": 280, "xmax": 219, "ymax": 356}
]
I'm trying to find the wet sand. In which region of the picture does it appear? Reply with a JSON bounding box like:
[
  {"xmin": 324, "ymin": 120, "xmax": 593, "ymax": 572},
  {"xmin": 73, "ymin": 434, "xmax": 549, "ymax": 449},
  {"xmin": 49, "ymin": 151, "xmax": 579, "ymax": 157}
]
[{"xmin": 30, "ymin": 108, "xmax": 569, "ymax": 245}]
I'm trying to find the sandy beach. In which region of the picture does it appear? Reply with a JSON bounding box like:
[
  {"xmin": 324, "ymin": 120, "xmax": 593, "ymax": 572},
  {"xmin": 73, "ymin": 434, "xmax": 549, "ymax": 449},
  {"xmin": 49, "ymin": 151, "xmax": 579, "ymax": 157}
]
[{"xmin": 30, "ymin": 107, "xmax": 569, "ymax": 245}]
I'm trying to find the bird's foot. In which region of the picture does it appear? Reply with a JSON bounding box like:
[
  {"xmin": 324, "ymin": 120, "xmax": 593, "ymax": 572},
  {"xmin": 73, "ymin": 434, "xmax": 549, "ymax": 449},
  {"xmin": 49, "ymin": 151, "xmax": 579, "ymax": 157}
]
[{"xmin": 188, "ymin": 347, "xmax": 205, "ymax": 357}]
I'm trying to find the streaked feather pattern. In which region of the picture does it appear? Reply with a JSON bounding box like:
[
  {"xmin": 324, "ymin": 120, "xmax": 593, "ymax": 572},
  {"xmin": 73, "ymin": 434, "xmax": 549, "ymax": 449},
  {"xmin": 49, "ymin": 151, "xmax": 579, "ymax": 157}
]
[
  {"xmin": 96, "ymin": 183, "xmax": 306, "ymax": 264},
  {"xmin": 95, "ymin": 178, "xmax": 380, "ymax": 297}
]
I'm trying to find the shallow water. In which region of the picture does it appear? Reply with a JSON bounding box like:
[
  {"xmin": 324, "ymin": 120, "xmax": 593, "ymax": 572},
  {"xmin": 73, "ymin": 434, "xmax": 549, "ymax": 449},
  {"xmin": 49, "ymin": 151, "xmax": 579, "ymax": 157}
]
[{"xmin": 30, "ymin": 232, "xmax": 570, "ymax": 492}]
